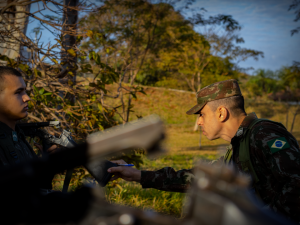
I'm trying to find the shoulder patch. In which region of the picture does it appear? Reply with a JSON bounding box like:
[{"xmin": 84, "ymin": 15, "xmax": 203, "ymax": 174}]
[{"xmin": 267, "ymin": 137, "xmax": 290, "ymax": 153}]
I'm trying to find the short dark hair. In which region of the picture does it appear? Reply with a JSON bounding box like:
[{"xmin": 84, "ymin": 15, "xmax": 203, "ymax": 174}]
[
  {"xmin": 0, "ymin": 66, "xmax": 22, "ymax": 92},
  {"xmin": 207, "ymin": 96, "xmax": 246, "ymax": 117}
]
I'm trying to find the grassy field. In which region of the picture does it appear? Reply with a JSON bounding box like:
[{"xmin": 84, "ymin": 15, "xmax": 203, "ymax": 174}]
[
  {"xmin": 105, "ymin": 152, "xmax": 217, "ymax": 217},
  {"xmin": 53, "ymin": 85, "xmax": 300, "ymax": 217}
]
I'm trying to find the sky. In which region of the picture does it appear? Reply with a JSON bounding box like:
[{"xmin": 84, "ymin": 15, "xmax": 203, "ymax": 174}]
[
  {"xmin": 27, "ymin": 0, "xmax": 300, "ymax": 75},
  {"xmin": 192, "ymin": 0, "xmax": 300, "ymax": 74}
]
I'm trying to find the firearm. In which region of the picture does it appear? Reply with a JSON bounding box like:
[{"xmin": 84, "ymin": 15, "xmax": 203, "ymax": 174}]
[
  {"xmin": 17, "ymin": 121, "xmax": 77, "ymax": 152},
  {"xmin": 18, "ymin": 121, "xmax": 60, "ymax": 130},
  {"xmin": 18, "ymin": 116, "xmax": 165, "ymax": 190},
  {"xmin": 17, "ymin": 121, "xmax": 121, "ymax": 190},
  {"xmin": 18, "ymin": 121, "xmax": 79, "ymax": 192}
]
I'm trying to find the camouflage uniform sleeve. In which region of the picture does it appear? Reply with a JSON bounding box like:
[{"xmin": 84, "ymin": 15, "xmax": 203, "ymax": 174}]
[
  {"xmin": 250, "ymin": 123, "xmax": 300, "ymax": 222},
  {"xmin": 140, "ymin": 167, "xmax": 194, "ymax": 192}
]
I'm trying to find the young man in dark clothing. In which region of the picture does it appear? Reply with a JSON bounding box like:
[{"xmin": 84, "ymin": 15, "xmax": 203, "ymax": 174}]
[
  {"xmin": 0, "ymin": 66, "xmax": 35, "ymax": 165},
  {"xmin": 0, "ymin": 66, "xmax": 55, "ymax": 189}
]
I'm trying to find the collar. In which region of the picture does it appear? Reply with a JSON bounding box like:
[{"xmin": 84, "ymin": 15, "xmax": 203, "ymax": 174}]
[
  {"xmin": 0, "ymin": 121, "xmax": 23, "ymax": 136},
  {"xmin": 0, "ymin": 121, "xmax": 14, "ymax": 134},
  {"xmin": 234, "ymin": 112, "xmax": 257, "ymax": 138}
]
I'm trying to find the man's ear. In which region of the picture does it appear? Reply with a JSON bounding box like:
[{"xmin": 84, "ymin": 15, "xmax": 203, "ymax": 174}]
[{"xmin": 218, "ymin": 106, "xmax": 228, "ymax": 122}]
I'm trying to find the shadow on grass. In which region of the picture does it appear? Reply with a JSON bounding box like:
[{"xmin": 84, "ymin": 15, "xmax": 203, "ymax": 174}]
[{"xmin": 180, "ymin": 144, "xmax": 228, "ymax": 151}]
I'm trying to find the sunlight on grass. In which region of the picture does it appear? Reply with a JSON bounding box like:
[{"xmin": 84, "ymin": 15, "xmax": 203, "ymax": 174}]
[{"xmin": 105, "ymin": 153, "xmax": 214, "ymax": 218}]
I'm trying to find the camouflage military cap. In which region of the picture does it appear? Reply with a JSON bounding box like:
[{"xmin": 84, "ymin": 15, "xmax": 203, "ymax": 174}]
[{"xmin": 186, "ymin": 79, "xmax": 242, "ymax": 115}]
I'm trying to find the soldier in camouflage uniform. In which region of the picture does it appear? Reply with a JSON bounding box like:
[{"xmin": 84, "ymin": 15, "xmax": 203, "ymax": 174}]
[{"xmin": 108, "ymin": 79, "xmax": 300, "ymax": 223}]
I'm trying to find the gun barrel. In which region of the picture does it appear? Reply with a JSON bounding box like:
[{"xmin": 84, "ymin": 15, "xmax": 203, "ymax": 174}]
[
  {"xmin": 49, "ymin": 121, "xmax": 60, "ymax": 127},
  {"xmin": 18, "ymin": 121, "xmax": 60, "ymax": 128}
]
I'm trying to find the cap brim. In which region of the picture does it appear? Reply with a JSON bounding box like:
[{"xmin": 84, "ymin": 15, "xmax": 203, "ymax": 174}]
[{"xmin": 186, "ymin": 102, "xmax": 207, "ymax": 115}]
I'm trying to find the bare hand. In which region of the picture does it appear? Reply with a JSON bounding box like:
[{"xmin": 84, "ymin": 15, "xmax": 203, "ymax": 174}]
[
  {"xmin": 110, "ymin": 159, "xmax": 128, "ymax": 165},
  {"xmin": 46, "ymin": 144, "xmax": 58, "ymax": 153},
  {"xmin": 34, "ymin": 143, "xmax": 58, "ymax": 154},
  {"xmin": 108, "ymin": 160, "xmax": 141, "ymax": 182}
]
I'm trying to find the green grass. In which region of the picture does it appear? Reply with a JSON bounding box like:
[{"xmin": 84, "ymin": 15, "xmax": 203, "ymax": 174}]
[
  {"xmin": 105, "ymin": 153, "xmax": 215, "ymax": 217},
  {"xmin": 106, "ymin": 181, "xmax": 186, "ymax": 217}
]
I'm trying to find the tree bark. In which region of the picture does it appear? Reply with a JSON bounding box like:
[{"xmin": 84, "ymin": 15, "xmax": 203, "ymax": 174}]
[
  {"xmin": 184, "ymin": 76, "xmax": 195, "ymax": 92},
  {"xmin": 286, "ymin": 103, "xmax": 290, "ymax": 129},
  {"xmin": 197, "ymin": 71, "xmax": 201, "ymax": 92},
  {"xmin": 126, "ymin": 70, "xmax": 138, "ymax": 122},
  {"xmin": 61, "ymin": 0, "xmax": 78, "ymax": 105},
  {"xmin": 290, "ymin": 104, "xmax": 300, "ymax": 133}
]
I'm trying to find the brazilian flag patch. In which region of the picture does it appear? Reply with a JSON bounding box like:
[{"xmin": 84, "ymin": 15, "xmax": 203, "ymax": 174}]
[{"xmin": 267, "ymin": 137, "xmax": 290, "ymax": 153}]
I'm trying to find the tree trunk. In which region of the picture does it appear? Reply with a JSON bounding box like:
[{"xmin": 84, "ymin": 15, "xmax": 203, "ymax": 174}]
[
  {"xmin": 286, "ymin": 103, "xmax": 290, "ymax": 129},
  {"xmin": 184, "ymin": 76, "xmax": 196, "ymax": 92},
  {"xmin": 290, "ymin": 104, "xmax": 300, "ymax": 133},
  {"xmin": 60, "ymin": 0, "xmax": 79, "ymax": 191},
  {"xmin": 123, "ymin": 74, "xmax": 130, "ymax": 83},
  {"xmin": 61, "ymin": 0, "xmax": 78, "ymax": 104},
  {"xmin": 126, "ymin": 70, "xmax": 138, "ymax": 122},
  {"xmin": 197, "ymin": 71, "xmax": 201, "ymax": 92}
]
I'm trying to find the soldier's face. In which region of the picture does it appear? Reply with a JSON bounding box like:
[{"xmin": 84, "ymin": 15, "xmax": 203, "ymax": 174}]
[
  {"xmin": 197, "ymin": 104, "xmax": 222, "ymax": 140},
  {"xmin": 0, "ymin": 75, "xmax": 31, "ymax": 121}
]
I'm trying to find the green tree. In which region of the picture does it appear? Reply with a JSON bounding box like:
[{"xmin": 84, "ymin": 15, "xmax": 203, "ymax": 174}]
[
  {"xmin": 278, "ymin": 63, "xmax": 300, "ymax": 132},
  {"xmin": 157, "ymin": 32, "xmax": 211, "ymax": 92},
  {"xmin": 79, "ymin": 0, "xmax": 196, "ymax": 122},
  {"xmin": 246, "ymin": 69, "xmax": 280, "ymax": 98},
  {"xmin": 142, "ymin": 13, "xmax": 263, "ymax": 94},
  {"xmin": 289, "ymin": 0, "xmax": 300, "ymax": 36}
]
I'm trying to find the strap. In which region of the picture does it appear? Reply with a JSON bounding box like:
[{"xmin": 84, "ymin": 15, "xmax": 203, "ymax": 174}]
[
  {"xmin": 239, "ymin": 118, "xmax": 265, "ymax": 183},
  {"xmin": 239, "ymin": 118, "xmax": 285, "ymax": 183},
  {"xmin": 62, "ymin": 169, "xmax": 73, "ymax": 193},
  {"xmin": 224, "ymin": 144, "xmax": 233, "ymax": 164}
]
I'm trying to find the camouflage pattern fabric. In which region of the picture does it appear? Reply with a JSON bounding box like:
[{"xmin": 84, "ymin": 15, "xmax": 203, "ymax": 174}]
[
  {"xmin": 186, "ymin": 79, "xmax": 242, "ymax": 115},
  {"xmin": 140, "ymin": 162, "xmax": 225, "ymax": 192},
  {"xmin": 231, "ymin": 112, "xmax": 300, "ymax": 223},
  {"xmin": 140, "ymin": 168, "xmax": 194, "ymax": 192},
  {"xmin": 0, "ymin": 121, "xmax": 37, "ymax": 166}
]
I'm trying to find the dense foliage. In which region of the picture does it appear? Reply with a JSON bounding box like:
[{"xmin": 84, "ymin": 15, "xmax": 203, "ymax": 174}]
[{"xmin": 79, "ymin": 0, "xmax": 263, "ymax": 93}]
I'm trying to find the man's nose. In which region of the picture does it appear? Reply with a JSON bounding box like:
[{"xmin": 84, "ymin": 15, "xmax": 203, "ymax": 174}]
[
  {"xmin": 197, "ymin": 116, "xmax": 203, "ymax": 126},
  {"xmin": 23, "ymin": 93, "xmax": 31, "ymax": 102}
]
